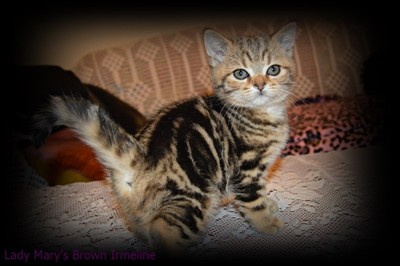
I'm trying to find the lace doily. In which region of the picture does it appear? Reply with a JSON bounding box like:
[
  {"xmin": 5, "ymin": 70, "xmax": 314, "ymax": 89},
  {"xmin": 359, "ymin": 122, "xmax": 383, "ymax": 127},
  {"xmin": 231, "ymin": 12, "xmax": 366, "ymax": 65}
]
[{"xmin": 10, "ymin": 147, "xmax": 380, "ymax": 260}]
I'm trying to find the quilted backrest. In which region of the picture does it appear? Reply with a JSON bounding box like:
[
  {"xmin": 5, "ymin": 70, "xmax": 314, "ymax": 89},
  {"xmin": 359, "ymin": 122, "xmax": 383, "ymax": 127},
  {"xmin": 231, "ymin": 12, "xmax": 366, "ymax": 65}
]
[{"xmin": 72, "ymin": 18, "xmax": 370, "ymax": 117}]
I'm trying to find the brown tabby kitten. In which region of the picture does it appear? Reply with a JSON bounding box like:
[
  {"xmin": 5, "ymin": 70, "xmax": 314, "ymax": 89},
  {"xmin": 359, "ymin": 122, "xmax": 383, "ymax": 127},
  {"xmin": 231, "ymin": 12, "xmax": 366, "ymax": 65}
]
[{"xmin": 33, "ymin": 22, "xmax": 297, "ymax": 254}]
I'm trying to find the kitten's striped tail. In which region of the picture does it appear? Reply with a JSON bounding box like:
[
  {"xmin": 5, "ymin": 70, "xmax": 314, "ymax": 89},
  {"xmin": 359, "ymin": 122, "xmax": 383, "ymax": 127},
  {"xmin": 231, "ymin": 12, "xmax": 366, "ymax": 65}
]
[{"xmin": 33, "ymin": 96, "xmax": 141, "ymax": 182}]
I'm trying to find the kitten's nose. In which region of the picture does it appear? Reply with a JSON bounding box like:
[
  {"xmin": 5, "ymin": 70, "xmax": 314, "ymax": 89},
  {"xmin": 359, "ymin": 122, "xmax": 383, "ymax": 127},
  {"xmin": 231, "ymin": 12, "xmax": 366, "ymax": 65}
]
[
  {"xmin": 255, "ymin": 82, "xmax": 266, "ymax": 92},
  {"xmin": 253, "ymin": 75, "xmax": 266, "ymax": 92}
]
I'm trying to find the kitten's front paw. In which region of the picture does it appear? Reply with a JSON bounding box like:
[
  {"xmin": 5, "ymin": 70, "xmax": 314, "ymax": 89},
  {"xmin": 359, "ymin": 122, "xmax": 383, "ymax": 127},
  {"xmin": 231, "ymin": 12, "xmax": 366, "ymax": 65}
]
[
  {"xmin": 266, "ymin": 198, "xmax": 279, "ymax": 214},
  {"xmin": 257, "ymin": 216, "xmax": 284, "ymax": 234}
]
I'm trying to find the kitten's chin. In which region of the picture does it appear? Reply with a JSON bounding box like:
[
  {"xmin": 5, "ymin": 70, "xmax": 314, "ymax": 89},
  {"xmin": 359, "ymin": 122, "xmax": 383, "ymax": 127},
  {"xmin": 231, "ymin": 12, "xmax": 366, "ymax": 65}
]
[
  {"xmin": 219, "ymin": 89, "xmax": 288, "ymax": 109},
  {"xmin": 250, "ymin": 95, "xmax": 270, "ymax": 107},
  {"xmin": 226, "ymin": 94, "xmax": 275, "ymax": 108},
  {"xmin": 249, "ymin": 89, "xmax": 290, "ymax": 109}
]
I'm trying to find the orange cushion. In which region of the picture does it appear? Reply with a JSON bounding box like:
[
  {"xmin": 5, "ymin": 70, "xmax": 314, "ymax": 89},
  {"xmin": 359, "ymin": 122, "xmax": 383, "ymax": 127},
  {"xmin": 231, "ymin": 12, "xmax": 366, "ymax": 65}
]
[{"xmin": 24, "ymin": 128, "xmax": 105, "ymax": 185}]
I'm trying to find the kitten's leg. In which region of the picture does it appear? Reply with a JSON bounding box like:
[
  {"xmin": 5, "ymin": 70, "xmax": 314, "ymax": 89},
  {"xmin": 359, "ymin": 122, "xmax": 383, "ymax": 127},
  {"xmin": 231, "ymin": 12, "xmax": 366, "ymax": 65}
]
[
  {"xmin": 145, "ymin": 197, "xmax": 212, "ymax": 256},
  {"xmin": 233, "ymin": 178, "xmax": 283, "ymax": 233},
  {"xmin": 149, "ymin": 217, "xmax": 188, "ymax": 256}
]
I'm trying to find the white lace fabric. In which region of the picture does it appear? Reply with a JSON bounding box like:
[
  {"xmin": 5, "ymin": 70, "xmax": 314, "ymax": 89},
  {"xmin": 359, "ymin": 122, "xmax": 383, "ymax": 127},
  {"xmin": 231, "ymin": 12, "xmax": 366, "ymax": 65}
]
[{"xmin": 13, "ymin": 147, "xmax": 380, "ymax": 259}]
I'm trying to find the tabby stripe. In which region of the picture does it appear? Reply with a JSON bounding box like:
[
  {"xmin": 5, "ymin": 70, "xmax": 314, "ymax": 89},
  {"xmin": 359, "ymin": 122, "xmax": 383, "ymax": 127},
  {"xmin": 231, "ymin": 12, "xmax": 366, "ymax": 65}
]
[
  {"xmin": 211, "ymin": 112, "xmax": 235, "ymax": 193},
  {"xmin": 250, "ymin": 116, "xmax": 283, "ymax": 128},
  {"xmin": 230, "ymin": 129, "xmax": 250, "ymax": 155},
  {"xmin": 240, "ymin": 155, "xmax": 262, "ymax": 171},
  {"xmin": 235, "ymin": 192, "xmax": 261, "ymax": 203},
  {"xmin": 245, "ymin": 51, "xmax": 253, "ymax": 61},
  {"xmin": 208, "ymin": 96, "xmax": 228, "ymax": 116},
  {"xmin": 261, "ymin": 47, "xmax": 269, "ymax": 61},
  {"xmin": 236, "ymin": 125, "xmax": 266, "ymax": 139},
  {"xmin": 216, "ymin": 84, "xmax": 224, "ymax": 91},
  {"xmin": 230, "ymin": 127, "xmax": 278, "ymax": 155},
  {"xmin": 259, "ymin": 164, "xmax": 267, "ymax": 171},
  {"xmin": 225, "ymin": 111, "xmax": 268, "ymax": 135},
  {"xmin": 208, "ymin": 106, "xmax": 229, "ymax": 186},
  {"xmin": 98, "ymin": 109, "xmax": 117, "ymax": 148},
  {"xmin": 221, "ymin": 73, "xmax": 231, "ymax": 84},
  {"xmin": 176, "ymin": 103, "xmax": 218, "ymax": 192},
  {"xmin": 193, "ymin": 124, "xmax": 220, "ymax": 172},
  {"xmin": 218, "ymin": 139, "xmax": 236, "ymax": 193},
  {"xmin": 228, "ymin": 108, "xmax": 282, "ymax": 131},
  {"xmin": 165, "ymin": 207, "xmax": 200, "ymax": 234},
  {"xmin": 224, "ymin": 113, "xmax": 253, "ymax": 139},
  {"xmin": 186, "ymin": 205, "xmax": 204, "ymax": 220},
  {"xmin": 241, "ymin": 57, "xmax": 247, "ymax": 68},
  {"xmin": 158, "ymin": 215, "xmax": 189, "ymax": 239},
  {"xmin": 178, "ymin": 129, "xmax": 215, "ymax": 192},
  {"xmin": 165, "ymin": 179, "xmax": 207, "ymax": 208},
  {"xmin": 136, "ymin": 119, "xmax": 155, "ymax": 141},
  {"xmin": 234, "ymin": 182, "xmax": 264, "ymax": 202},
  {"xmin": 97, "ymin": 109, "xmax": 136, "ymax": 155},
  {"xmin": 146, "ymin": 99, "xmax": 213, "ymax": 168},
  {"xmin": 247, "ymin": 142, "xmax": 277, "ymax": 153},
  {"xmin": 165, "ymin": 197, "xmax": 204, "ymax": 214},
  {"xmin": 145, "ymin": 115, "xmax": 175, "ymax": 167}
]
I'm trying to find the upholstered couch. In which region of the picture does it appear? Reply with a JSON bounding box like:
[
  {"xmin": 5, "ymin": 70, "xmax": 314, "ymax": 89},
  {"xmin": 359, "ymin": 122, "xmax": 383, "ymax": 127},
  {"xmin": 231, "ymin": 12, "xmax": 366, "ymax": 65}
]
[{"xmin": 7, "ymin": 18, "xmax": 385, "ymax": 262}]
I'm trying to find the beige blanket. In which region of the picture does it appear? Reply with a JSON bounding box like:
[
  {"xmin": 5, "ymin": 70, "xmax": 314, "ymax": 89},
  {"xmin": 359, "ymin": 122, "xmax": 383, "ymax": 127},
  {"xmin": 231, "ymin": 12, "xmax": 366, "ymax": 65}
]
[{"xmin": 11, "ymin": 146, "xmax": 381, "ymax": 260}]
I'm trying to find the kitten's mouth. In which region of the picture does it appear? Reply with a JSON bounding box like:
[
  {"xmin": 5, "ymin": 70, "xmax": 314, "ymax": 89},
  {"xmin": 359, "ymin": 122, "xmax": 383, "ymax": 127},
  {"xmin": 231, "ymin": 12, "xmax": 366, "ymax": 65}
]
[{"xmin": 251, "ymin": 93, "xmax": 269, "ymax": 106}]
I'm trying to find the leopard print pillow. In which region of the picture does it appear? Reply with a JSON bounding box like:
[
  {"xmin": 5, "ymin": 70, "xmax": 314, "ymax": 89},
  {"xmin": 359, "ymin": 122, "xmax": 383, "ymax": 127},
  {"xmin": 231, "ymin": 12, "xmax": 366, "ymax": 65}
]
[{"xmin": 282, "ymin": 95, "xmax": 384, "ymax": 156}]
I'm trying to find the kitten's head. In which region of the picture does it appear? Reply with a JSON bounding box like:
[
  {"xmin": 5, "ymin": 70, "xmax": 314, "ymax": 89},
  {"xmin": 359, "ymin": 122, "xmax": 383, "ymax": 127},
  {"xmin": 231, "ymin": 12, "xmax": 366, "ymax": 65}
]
[{"xmin": 204, "ymin": 23, "xmax": 296, "ymax": 109}]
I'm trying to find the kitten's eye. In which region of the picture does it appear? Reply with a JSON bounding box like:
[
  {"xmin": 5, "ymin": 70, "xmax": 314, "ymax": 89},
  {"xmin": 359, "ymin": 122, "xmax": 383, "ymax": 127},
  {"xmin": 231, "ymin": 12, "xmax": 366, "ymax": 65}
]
[
  {"xmin": 266, "ymin": 65, "xmax": 280, "ymax": 76},
  {"xmin": 233, "ymin": 69, "xmax": 249, "ymax": 80}
]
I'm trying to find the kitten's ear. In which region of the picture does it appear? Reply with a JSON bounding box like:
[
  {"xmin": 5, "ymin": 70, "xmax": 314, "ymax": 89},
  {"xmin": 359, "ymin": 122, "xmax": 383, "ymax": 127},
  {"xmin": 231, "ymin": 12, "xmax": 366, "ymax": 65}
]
[
  {"xmin": 204, "ymin": 29, "xmax": 231, "ymax": 66},
  {"xmin": 273, "ymin": 22, "xmax": 297, "ymax": 55}
]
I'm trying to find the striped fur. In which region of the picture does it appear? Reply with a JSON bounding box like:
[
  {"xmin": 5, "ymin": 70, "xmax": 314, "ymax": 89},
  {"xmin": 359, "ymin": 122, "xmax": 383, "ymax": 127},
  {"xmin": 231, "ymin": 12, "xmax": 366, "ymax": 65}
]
[{"xmin": 33, "ymin": 23, "xmax": 296, "ymax": 254}]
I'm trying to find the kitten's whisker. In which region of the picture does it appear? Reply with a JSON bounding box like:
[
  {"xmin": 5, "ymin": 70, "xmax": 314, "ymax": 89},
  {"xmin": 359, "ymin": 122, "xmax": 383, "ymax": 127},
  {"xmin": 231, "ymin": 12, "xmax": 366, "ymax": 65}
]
[{"xmin": 277, "ymin": 87, "xmax": 305, "ymax": 106}]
